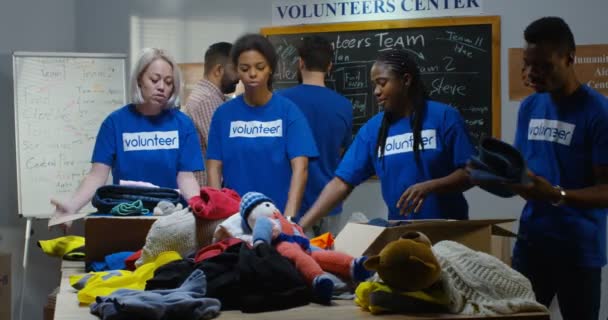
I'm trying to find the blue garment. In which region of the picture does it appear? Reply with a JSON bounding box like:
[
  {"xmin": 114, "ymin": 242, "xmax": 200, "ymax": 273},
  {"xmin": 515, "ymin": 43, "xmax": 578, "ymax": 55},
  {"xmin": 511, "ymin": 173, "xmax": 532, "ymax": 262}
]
[
  {"xmin": 90, "ymin": 269, "xmax": 221, "ymax": 320},
  {"xmin": 468, "ymin": 137, "xmax": 531, "ymax": 197},
  {"xmin": 335, "ymin": 101, "xmax": 474, "ymax": 220},
  {"xmin": 92, "ymin": 104, "xmax": 204, "ymax": 189},
  {"xmin": 207, "ymin": 94, "xmax": 319, "ymax": 212},
  {"xmin": 92, "ymin": 185, "xmax": 182, "ymax": 214},
  {"xmin": 514, "ymin": 85, "xmax": 608, "ymax": 267},
  {"xmin": 89, "ymin": 251, "xmax": 134, "ymax": 272},
  {"xmin": 278, "ymin": 85, "xmax": 353, "ymax": 218}
]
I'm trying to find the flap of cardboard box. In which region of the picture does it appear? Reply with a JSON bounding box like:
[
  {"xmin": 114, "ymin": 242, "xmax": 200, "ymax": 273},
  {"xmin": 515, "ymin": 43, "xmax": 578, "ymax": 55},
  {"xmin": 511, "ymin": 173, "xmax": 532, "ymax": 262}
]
[
  {"xmin": 85, "ymin": 216, "xmax": 158, "ymax": 264},
  {"xmin": 333, "ymin": 223, "xmax": 385, "ymax": 257},
  {"xmin": 334, "ymin": 219, "xmax": 516, "ymax": 258}
]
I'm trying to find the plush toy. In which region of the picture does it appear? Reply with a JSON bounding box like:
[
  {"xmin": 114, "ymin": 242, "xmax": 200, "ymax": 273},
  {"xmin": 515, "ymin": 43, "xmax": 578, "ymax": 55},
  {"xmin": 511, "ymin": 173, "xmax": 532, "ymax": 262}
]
[
  {"xmin": 240, "ymin": 192, "xmax": 372, "ymax": 305},
  {"xmin": 357, "ymin": 232, "xmax": 548, "ymax": 316},
  {"xmin": 364, "ymin": 231, "xmax": 441, "ymax": 292},
  {"xmin": 355, "ymin": 232, "xmax": 448, "ymax": 314}
]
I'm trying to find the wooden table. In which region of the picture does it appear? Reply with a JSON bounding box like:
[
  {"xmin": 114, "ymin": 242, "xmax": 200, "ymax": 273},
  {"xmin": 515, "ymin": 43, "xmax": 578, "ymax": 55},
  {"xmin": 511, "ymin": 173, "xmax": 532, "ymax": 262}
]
[{"xmin": 54, "ymin": 261, "xmax": 550, "ymax": 320}]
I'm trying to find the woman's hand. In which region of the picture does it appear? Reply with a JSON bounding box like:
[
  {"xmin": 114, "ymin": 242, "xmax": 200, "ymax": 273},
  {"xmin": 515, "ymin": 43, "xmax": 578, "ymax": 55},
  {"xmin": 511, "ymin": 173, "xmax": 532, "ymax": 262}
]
[
  {"xmin": 49, "ymin": 198, "xmax": 77, "ymax": 231},
  {"xmin": 396, "ymin": 181, "xmax": 437, "ymax": 216}
]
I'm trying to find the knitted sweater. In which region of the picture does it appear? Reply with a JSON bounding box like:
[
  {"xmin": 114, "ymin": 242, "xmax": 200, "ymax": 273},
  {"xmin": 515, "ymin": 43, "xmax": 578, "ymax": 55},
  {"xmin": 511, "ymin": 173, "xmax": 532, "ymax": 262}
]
[
  {"xmin": 432, "ymin": 241, "xmax": 548, "ymax": 315},
  {"xmin": 136, "ymin": 207, "xmax": 224, "ymax": 267}
]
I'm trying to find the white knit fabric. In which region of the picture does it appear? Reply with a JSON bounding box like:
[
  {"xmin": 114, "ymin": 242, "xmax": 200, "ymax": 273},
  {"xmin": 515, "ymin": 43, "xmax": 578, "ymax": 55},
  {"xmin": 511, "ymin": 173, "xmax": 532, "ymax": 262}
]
[
  {"xmin": 152, "ymin": 201, "xmax": 183, "ymax": 216},
  {"xmin": 135, "ymin": 207, "xmax": 225, "ymax": 267},
  {"xmin": 212, "ymin": 213, "xmax": 253, "ymax": 245},
  {"xmin": 432, "ymin": 241, "xmax": 548, "ymax": 316},
  {"xmin": 136, "ymin": 207, "xmax": 197, "ymax": 267}
]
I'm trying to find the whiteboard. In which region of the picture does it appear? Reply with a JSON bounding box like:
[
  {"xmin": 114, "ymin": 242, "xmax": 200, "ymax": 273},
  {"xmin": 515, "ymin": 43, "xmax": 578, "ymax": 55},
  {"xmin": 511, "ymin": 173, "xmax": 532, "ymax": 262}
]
[{"xmin": 13, "ymin": 52, "xmax": 127, "ymax": 219}]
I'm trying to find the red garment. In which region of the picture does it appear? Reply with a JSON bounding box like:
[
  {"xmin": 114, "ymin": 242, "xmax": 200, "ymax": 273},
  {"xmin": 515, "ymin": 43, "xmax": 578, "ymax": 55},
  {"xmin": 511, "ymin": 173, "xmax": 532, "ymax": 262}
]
[
  {"xmin": 189, "ymin": 187, "xmax": 241, "ymax": 220},
  {"xmin": 124, "ymin": 249, "xmax": 142, "ymax": 271},
  {"xmin": 194, "ymin": 237, "xmax": 243, "ymax": 263}
]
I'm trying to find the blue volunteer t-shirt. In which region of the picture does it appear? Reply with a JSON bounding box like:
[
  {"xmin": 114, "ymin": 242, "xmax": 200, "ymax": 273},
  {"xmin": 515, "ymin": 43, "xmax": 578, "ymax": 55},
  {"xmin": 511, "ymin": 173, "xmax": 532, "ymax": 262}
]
[
  {"xmin": 92, "ymin": 104, "xmax": 204, "ymax": 189},
  {"xmin": 514, "ymin": 85, "xmax": 608, "ymax": 267},
  {"xmin": 207, "ymin": 94, "xmax": 319, "ymax": 212},
  {"xmin": 336, "ymin": 101, "xmax": 474, "ymax": 220},
  {"xmin": 278, "ymin": 84, "xmax": 353, "ymax": 218}
]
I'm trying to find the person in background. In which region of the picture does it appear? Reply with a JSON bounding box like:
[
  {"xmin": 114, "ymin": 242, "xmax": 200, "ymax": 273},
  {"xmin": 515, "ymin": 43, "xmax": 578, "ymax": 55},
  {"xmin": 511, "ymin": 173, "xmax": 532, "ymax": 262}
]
[
  {"xmin": 51, "ymin": 48, "xmax": 203, "ymax": 223},
  {"xmin": 298, "ymin": 49, "xmax": 474, "ymax": 231},
  {"xmin": 206, "ymin": 33, "xmax": 318, "ymax": 220},
  {"xmin": 278, "ymin": 35, "xmax": 353, "ymax": 236},
  {"xmin": 183, "ymin": 42, "xmax": 239, "ymax": 186},
  {"xmin": 506, "ymin": 17, "xmax": 608, "ymax": 320}
]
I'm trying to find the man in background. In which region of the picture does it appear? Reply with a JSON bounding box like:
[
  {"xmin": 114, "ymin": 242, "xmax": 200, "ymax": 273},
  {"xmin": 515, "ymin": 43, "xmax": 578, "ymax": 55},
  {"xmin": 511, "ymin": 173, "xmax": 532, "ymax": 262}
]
[
  {"xmin": 279, "ymin": 35, "xmax": 353, "ymax": 236},
  {"xmin": 510, "ymin": 17, "xmax": 608, "ymax": 320},
  {"xmin": 183, "ymin": 42, "xmax": 239, "ymax": 186}
]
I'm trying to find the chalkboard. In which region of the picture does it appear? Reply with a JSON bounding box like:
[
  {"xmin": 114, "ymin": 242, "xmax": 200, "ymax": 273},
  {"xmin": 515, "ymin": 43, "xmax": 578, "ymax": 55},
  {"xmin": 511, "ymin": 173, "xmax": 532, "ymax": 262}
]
[
  {"xmin": 262, "ymin": 16, "xmax": 500, "ymax": 141},
  {"xmin": 13, "ymin": 52, "xmax": 127, "ymax": 219}
]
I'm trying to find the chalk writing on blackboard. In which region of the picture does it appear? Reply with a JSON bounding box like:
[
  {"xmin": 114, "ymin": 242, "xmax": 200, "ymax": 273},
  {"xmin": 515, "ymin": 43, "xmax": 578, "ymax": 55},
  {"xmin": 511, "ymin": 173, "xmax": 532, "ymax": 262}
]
[{"xmin": 265, "ymin": 18, "xmax": 499, "ymax": 142}]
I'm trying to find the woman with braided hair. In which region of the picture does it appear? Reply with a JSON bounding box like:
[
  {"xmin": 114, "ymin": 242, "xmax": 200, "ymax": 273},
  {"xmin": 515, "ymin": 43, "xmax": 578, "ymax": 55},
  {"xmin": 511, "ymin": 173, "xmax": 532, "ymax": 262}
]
[{"xmin": 298, "ymin": 49, "xmax": 475, "ymax": 229}]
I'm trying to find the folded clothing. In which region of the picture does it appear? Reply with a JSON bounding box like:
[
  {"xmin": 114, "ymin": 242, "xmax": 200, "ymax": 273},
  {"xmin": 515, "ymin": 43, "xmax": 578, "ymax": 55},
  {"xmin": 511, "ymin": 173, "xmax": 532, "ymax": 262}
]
[
  {"xmin": 90, "ymin": 269, "xmax": 221, "ymax": 320},
  {"xmin": 195, "ymin": 238, "xmax": 243, "ymax": 263},
  {"xmin": 188, "ymin": 187, "xmax": 241, "ymax": 220},
  {"xmin": 135, "ymin": 207, "xmax": 199, "ymax": 268},
  {"xmin": 110, "ymin": 200, "xmax": 151, "ymax": 216},
  {"xmin": 467, "ymin": 137, "xmax": 531, "ymax": 198},
  {"xmin": 433, "ymin": 240, "xmax": 548, "ymax": 315},
  {"xmin": 38, "ymin": 236, "xmax": 85, "ymax": 261},
  {"xmin": 89, "ymin": 251, "xmax": 135, "ymax": 272},
  {"xmin": 92, "ymin": 185, "xmax": 183, "ymax": 213}
]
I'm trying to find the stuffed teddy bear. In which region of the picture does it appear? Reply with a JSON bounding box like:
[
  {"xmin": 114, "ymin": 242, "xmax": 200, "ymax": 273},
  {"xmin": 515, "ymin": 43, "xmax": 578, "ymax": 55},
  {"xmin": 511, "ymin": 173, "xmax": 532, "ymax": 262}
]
[
  {"xmin": 355, "ymin": 232, "xmax": 449, "ymax": 314},
  {"xmin": 364, "ymin": 231, "xmax": 441, "ymax": 292},
  {"xmin": 356, "ymin": 232, "xmax": 548, "ymax": 316},
  {"xmin": 240, "ymin": 192, "xmax": 372, "ymax": 305}
]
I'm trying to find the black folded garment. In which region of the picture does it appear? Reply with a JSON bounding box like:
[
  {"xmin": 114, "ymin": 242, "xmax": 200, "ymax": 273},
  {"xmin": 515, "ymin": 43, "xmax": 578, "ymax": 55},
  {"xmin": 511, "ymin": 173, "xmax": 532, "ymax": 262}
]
[
  {"xmin": 195, "ymin": 242, "xmax": 311, "ymax": 313},
  {"xmin": 92, "ymin": 185, "xmax": 183, "ymax": 213},
  {"xmin": 467, "ymin": 137, "xmax": 531, "ymax": 198}
]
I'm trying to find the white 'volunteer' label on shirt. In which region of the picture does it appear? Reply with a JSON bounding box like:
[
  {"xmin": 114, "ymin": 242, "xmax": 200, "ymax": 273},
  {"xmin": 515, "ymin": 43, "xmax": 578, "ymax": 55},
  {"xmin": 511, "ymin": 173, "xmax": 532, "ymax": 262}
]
[
  {"xmin": 381, "ymin": 129, "xmax": 437, "ymax": 157},
  {"xmin": 527, "ymin": 119, "xmax": 575, "ymax": 146},
  {"xmin": 229, "ymin": 120, "xmax": 283, "ymax": 138},
  {"xmin": 123, "ymin": 131, "xmax": 179, "ymax": 151}
]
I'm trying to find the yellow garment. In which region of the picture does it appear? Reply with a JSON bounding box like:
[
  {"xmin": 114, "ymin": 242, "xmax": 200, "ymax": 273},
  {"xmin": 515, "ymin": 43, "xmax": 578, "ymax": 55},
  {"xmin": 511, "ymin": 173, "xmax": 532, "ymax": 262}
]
[
  {"xmin": 355, "ymin": 281, "xmax": 449, "ymax": 315},
  {"xmin": 310, "ymin": 232, "xmax": 334, "ymax": 250},
  {"xmin": 70, "ymin": 251, "xmax": 181, "ymax": 305},
  {"xmin": 38, "ymin": 236, "xmax": 85, "ymax": 258}
]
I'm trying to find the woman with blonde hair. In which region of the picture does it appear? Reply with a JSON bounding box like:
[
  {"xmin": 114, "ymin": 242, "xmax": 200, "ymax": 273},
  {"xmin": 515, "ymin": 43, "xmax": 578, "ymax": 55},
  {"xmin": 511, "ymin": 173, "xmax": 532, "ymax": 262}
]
[{"xmin": 51, "ymin": 48, "xmax": 203, "ymax": 224}]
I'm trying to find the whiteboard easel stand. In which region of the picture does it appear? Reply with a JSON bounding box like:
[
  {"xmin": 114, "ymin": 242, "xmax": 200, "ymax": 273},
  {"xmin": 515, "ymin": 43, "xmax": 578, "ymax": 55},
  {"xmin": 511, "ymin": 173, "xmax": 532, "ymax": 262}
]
[
  {"xmin": 12, "ymin": 51, "xmax": 127, "ymax": 320},
  {"xmin": 18, "ymin": 217, "xmax": 32, "ymax": 320}
]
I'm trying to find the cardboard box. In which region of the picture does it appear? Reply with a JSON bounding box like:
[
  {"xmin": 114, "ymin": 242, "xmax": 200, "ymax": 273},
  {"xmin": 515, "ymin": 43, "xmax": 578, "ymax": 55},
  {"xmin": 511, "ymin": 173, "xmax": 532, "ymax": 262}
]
[
  {"xmin": 43, "ymin": 286, "xmax": 59, "ymax": 320},
  {"xmin": 85, "ymin": 216, "xmax": 158, "ymax": 265},
  {"xmin": 0, "ymin": 252, "xmax": 10, "ymax": 320},
  {"xmin": 335, "ymin": 219, "xmax": 516, "ymax": 265},
  {"xmin": 84, "ymin": 214, "xmax": 224, "ymax": 268}
]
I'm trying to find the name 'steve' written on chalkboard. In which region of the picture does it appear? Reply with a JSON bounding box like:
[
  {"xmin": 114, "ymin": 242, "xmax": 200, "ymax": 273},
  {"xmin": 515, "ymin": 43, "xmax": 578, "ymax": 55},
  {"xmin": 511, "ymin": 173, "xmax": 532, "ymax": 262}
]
[
  {"xmin": 262, "ymin": 16, "xmax": 500, "ymax": 141},
  {"xmin": 13, "ymin": 52, "xmax": 126, "ymax": 218}
]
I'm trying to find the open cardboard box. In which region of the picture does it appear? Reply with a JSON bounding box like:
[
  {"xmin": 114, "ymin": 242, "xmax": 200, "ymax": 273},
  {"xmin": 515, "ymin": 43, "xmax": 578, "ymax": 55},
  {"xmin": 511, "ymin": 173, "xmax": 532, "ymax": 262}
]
[
  {"xmin": 80, "ymin": 217, "xmax": 549, "ymax": 320},
  {"xmin": 335, "ymin": 219, "xmax": 516, "ymax": 265},
  {"xmin": 85, "ymin": 216, "xmax": 158, "ymax": 266},
  {"xmin": 84, "ymin": 214, "xmax": 218, "ymax": 266},
  {"xmin": 85, "ymin": 216, "xmax": 517, "ymax": 267}
]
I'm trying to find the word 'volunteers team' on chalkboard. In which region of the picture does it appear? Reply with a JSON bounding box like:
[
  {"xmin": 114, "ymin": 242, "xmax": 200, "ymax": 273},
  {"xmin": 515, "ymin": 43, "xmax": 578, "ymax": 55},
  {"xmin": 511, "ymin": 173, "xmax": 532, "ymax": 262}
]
[{"xmin": 262, "ymin": 16, "xmax": 500, "ymax": 141}]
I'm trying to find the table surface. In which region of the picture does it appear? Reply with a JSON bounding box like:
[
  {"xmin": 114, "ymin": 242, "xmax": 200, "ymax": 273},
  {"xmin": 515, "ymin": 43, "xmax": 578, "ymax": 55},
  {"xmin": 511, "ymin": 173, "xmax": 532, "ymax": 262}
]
[{"xmin": 54, "ymin": 261, "xmax": 550, "ymax": 320}]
